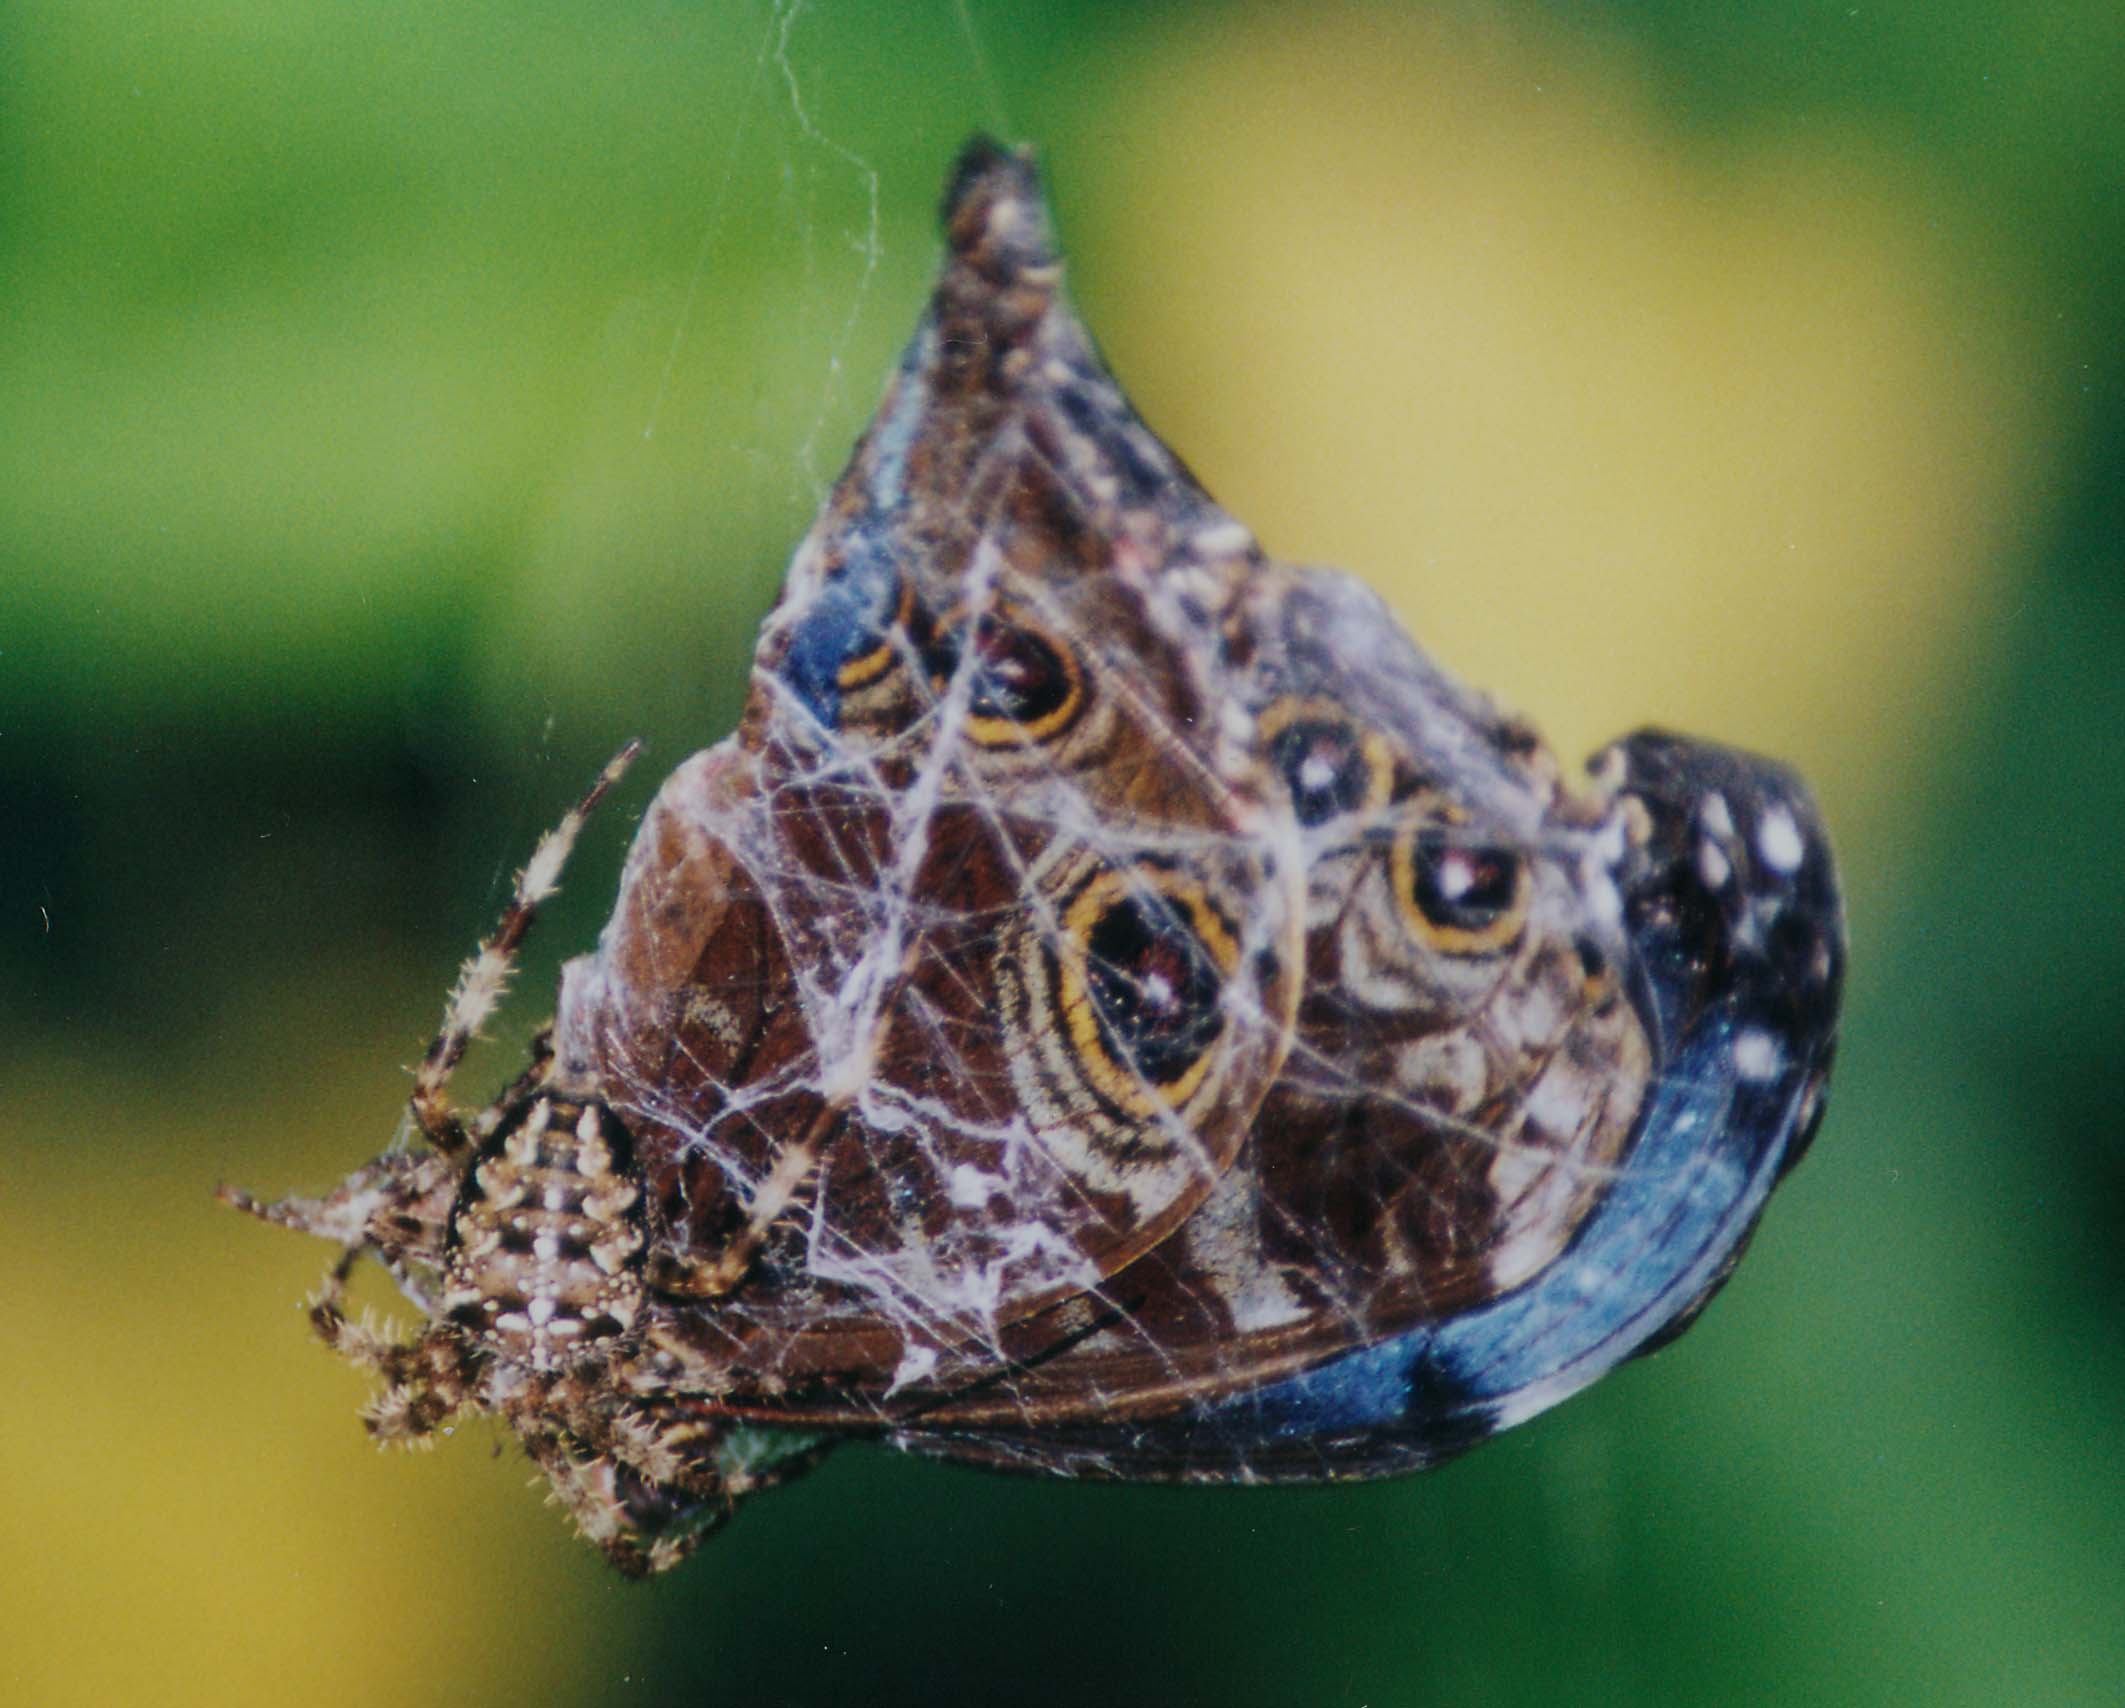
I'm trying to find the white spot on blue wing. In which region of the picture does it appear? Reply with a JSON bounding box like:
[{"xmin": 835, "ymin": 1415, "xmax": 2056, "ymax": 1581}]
[
  {"xmin": 1731, "ymin": 1027, "xmax": 1783, "ymax": 1082},
  {"xmin": 1697, "ymin": 837, "xmax": 1733, "ymax": 891},
  {"xmin": 1697, "ymin": 791, "xmax": 1736, "ymax": 840},
  {"xmin": 1757, "ymin": 804, "xmax": 1806, "ymax": 874}
]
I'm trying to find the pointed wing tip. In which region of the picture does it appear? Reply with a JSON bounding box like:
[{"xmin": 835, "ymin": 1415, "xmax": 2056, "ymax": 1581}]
[
  {"xmin": 942, "ymin": 133, "xmax": 1036, "ymax": 220},
  {"xmin": 941, "ymin": 133, "xmax": 1056, "ymax": 277}
]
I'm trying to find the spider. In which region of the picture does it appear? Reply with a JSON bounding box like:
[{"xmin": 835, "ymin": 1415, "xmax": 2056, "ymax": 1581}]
[{"xmin": 219, "ymin": 743, "xmax": 822, "ymax": 1574}]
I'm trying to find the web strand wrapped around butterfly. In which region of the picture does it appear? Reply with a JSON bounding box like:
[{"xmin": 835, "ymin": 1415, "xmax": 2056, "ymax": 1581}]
[{"xmin": 224, "ymin": 139, "xmax": 1844, "ymax": 1577}]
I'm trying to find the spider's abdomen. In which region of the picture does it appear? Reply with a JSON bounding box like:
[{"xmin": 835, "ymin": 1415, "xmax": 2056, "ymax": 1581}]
[{"xmin": 442, "ymin": 1096, "xmax": 647, "ymax": 1369}]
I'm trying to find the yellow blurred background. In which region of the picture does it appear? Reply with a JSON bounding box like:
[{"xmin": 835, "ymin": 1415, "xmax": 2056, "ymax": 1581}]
[{"xmin": 4, "ymin": 3, "xmax": 2119, "ymax": 1704}]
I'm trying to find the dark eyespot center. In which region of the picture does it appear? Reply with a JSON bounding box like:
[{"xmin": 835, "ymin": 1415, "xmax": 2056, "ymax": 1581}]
[
  {"xmin": 1409, "ymin": 834, "xmax": 1520, "ymax": 927},
  {"xmin": 1082, "ymin": 895, "xmax": 1226, "ymax": 1086},
  {"xmin": 926, "ymin": 615, "xmax": 1075, "ymax": 729},
  {"xmin": 1269, "ymin": 719, "xmax": 1375, "ymax": 826}
]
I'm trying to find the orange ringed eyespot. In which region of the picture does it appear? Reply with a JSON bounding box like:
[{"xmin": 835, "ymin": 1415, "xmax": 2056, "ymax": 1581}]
[{"xmin": 1051, "ymin": 865, "xmax": 1237, "ymax": 1116}]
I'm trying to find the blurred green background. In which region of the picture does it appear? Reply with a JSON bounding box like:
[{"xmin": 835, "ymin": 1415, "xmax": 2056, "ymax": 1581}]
[{"xmin": 4, "ymin": 2, "xmax": 2121, "ymax": 1703}]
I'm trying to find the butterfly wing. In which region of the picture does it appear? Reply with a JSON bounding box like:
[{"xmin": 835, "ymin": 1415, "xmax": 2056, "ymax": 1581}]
[
  {"xmin": 889, "ymin": 727, "xmax": 1842, "ymax": 1472},
  {"xmin": 554, "ymin": 142, "xmax": 1304, "ymax": 1385}
]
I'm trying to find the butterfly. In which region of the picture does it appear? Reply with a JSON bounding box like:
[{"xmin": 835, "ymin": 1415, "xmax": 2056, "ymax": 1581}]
[{"xmin": 225, "ymin": 138, "xmax": 1844, "ymax": 1576}]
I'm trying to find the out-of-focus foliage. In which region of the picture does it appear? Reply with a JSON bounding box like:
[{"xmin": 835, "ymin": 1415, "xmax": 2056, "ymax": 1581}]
[{"xmin": 3, "ymin": 3, "xmax": 2118, "ymax": 1704}]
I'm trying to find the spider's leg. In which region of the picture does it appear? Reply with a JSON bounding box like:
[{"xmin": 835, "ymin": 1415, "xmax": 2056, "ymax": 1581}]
[
  {"xmin": 214, "ymin": 1150, "xmax": 437, "ymax": 1252},
  {"xmin": 358, "ymin": 1326, "xmax": 485, "ymax": 1446},
  {"xmin": 410, "ymin": 741, "xmax": 641, "ymax": 1157},
  {"xmin": 519, "ymin": 1421, "xmax": 734, "ymax": 1579},
  {"xmin": 651, "ymin": 932, "xmax": 921, "ymax": 1299},
  {"xmin": 471, "ymin": 1024, "xmax": 556, "ymax": 1148},
  {"xmin": 290, "ymin": 1246, "xmax": 483, "ymax": 1443},
  {"xmin": 304, "ymin": 1245, "xmax": 388, "ymax": 1365},
  {"xmin": 650, "ymin": 1099, "xmax": 842, "ymax": 1299}
]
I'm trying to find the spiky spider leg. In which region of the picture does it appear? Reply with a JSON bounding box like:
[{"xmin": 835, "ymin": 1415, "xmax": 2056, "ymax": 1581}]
[
  {"xmin": 411, "ymin": 739, "xmax": 642, "ymax": 1157},
  {"xmin": 292, "ymin": 1246, "xmax": 475, "ymax": 1443},
  {"xmin": 650, "ymin": 1098, "xmax": 845, "ymax": 1299},
  {"xmin": 649, "ymin": 934, "xmax": 928, "ymax": 1301},
  {"xmin": 518, "ymin": 1421, "xmax": 737, "ymax": 1579},
  {"xmin": 214, "ymin": 1167, "xmax": 473, "ymax": 1442}
]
